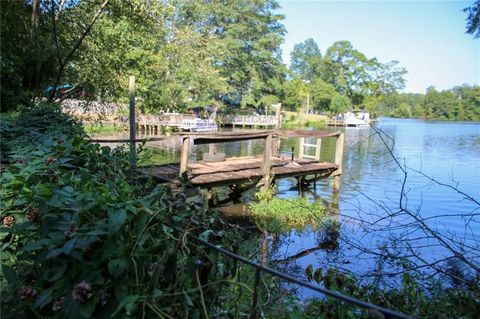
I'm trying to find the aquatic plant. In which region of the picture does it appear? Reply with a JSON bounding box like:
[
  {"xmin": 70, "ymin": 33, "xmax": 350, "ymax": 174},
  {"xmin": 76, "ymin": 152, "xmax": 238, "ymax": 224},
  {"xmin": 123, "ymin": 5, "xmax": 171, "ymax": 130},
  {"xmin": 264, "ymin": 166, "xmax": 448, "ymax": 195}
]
[{"xmin": 250, "ymin": 196, "xmax": 328, "ymax": 229}]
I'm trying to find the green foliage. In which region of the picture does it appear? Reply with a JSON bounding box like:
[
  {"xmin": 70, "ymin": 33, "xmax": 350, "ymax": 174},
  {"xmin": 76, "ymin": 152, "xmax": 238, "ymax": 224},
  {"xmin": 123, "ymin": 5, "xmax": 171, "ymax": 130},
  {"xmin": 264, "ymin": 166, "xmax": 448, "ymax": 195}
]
[
  {"xmin": 330, "ymin": 94, "xmax": 351, "ymax": 114},
  {"xmin": 0, "ymin": 104, "xmax": 239, "ymax": 318},
  {"xmin": 290, "ymin": 38, "xmax": 323, "ymax": 81},
  {"xmin": 308, "ymin": 78, "xmax": 336, "ymax": 112},
  {"xmin": 300, "ymin": 264, "xmax": 480, "ymax": 319},
  {"xmin": 379, "ymin": 85, "xmax": 480, "ymax": 121},
  {"xmin": 283, "ymin": 39, "xmax": 406, "ymax": 113},
  {"xmin": 83, "ymin": 123, "xmax": 124, "ymax": 135},
  {"xmin": 1, "ymin": 0, "xmax": 286, "ymax": 113},
  {"xmin": 283, "ymin": 76, "xmax": 308, "ymax": 111},
  {"xmin": 250, "ymin": 196, "xmax": 327, "ymax": 229}
]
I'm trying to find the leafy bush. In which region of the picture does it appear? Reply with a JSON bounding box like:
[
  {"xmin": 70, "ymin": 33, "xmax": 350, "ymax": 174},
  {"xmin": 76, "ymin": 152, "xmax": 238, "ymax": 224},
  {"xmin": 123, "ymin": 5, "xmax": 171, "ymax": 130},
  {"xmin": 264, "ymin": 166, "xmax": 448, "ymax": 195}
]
[
  {"xmin": 0, "ymin": 104, "xmax": 238, "ymax": 318},
  {"xmin": 301, "ymin": 265, "xmax": 480, "ymax": 319},
  {"xmin": 250, "ymin": 196, "xmax": 327, "ymax": 229}
]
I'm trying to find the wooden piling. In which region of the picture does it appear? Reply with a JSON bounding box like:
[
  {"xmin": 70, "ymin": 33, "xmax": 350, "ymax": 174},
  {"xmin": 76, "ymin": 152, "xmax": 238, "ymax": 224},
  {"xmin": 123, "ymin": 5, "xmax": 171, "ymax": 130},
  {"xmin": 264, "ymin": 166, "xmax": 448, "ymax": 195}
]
[
  {"xmin": 333, "ymin": 132, "xmax": 344, "ymax": 191},
  {"xmin": 273, "ymin": 103, "xmax": 282, "ymax": 157},
  {"xmin": 261, "ymin": 134, "xmax": 273, "ymax": 189},
  {"xmin": 129, "ymin": 76, "xmax": 136, "ymax": 170},
  {"xmin": 315, "ymin": 138, "xmax": 322, "ymax": 161},
  {"xmin": 179, "ymin": 136, "xmax": 189, "ymax": 176},
  {"xmin": 334, "ymin": 133, "xmax": 344, "ymax": 175}
]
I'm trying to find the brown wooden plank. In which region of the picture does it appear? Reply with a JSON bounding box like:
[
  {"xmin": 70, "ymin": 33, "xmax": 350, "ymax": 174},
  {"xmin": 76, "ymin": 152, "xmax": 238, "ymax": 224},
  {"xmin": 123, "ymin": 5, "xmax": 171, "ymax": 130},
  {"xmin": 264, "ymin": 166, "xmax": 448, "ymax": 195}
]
[{"xmin": 278, "ymin": 130, "xmax": 341, "ymax": 138}]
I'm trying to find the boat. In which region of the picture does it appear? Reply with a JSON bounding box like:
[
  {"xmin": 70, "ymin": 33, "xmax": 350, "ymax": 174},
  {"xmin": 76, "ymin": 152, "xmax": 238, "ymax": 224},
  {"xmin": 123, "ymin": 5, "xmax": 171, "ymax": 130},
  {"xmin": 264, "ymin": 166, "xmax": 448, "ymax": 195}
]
[
  {"xmin": 180, "ymin": 106, "xmax": 218, "ymax": 132},
  {"xmin": 344, "ymin": 111, "xmax": 370, "ymax": 127}
]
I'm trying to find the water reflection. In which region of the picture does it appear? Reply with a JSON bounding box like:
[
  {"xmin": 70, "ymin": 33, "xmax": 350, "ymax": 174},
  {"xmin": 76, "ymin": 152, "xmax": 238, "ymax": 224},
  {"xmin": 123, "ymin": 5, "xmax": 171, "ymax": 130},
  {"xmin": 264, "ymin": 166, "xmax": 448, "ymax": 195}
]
[{"xmin": 93, "ymin": 118, "xmax": 480, "ymax": 285}]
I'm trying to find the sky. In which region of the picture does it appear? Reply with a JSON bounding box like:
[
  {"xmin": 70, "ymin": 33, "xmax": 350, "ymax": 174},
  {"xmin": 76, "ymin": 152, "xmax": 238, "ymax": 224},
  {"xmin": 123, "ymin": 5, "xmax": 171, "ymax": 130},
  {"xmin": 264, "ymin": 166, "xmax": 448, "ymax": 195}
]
[{"xmin": 277, "ymin": 0, "xmax": 479, "ymax": 93}]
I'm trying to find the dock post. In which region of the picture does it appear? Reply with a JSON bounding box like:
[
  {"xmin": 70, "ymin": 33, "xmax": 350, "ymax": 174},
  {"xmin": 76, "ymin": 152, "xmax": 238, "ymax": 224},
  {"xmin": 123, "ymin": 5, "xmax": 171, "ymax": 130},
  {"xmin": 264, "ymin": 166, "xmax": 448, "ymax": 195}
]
[
  {"xmin": 299, "ymin": 137, "xmax": 305, "ymax": 159},
  {"xmin": 179, "ymin": 136, "xmax": 190, "ymax": 177},
  {"xmin": 273, "ymin": 103, "xmax": 282, "ymax": 157},
  {"xmin": 315, "ymin": 138, "xmax": 322, "ymax": 161},
  {"xmin": 333, "ymin": 133, "xmax": 344, "ymax": 191},
  {"xmin": 128, "ymin": 76, "xmax": 136, "ymax": 170},
  {"xmin": 261, "ymin": 134, "xmax": 273, "ymax": 190},
  {"xmin": 208, "ymin": 143, "xmax": 216, "ymax": 155}
]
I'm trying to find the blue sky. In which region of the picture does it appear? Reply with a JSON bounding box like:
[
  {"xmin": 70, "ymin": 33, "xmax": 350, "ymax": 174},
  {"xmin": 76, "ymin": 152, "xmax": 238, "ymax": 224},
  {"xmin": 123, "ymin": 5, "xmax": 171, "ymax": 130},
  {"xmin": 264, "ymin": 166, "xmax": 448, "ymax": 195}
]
[{"xmin": 277, "ymin": 0, "xmax": 479, "ymax": 93}]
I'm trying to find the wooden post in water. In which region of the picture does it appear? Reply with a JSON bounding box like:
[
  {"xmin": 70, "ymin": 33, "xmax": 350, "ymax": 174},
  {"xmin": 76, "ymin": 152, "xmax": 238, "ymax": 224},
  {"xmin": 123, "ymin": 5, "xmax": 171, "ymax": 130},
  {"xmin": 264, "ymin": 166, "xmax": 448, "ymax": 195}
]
[
  {"xmin": 333, "ymin": 132, "xmax": 344, "ymax": 191},
  {"xmin": 129, "ymin": 76, "xmax": 136, "ymax": 170},
  {"xmin": 315, "ymin": 138, "xmax": 322, "ymax": 161},
  {"xmin": 299, "ymin": 137, "xmax": 305, "ymax": 159},
  {"xmin": 179, "ymin": 136, "xmax": 190, "ymax": 176},
  {"xmin": 208, "ymin": 143, "xmax": 216, "ymax": 155},
  {"xmin": 261, "ymin": 134, "xmax": 273, "ymax": 190},
  {"xmin": 273, "ymin": 103, "xmax": 282, "ymax": 157}
]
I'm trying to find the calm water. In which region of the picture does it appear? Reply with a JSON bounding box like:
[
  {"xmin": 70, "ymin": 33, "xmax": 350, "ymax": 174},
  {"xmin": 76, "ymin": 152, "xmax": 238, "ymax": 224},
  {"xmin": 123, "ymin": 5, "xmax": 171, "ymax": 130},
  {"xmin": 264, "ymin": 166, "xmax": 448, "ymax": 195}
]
[
  {"xmin": 271, "ymin": 118, "xmax": 480, "ymax": 291},
  {"xmin": 94, "ymin": 118, "xmax": 480, "ymax": 287}
]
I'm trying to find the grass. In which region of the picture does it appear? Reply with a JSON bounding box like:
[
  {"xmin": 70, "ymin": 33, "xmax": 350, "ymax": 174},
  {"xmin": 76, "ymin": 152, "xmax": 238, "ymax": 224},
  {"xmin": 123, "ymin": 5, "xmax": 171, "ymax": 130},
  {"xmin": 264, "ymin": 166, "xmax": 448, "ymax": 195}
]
[
  {"xmin": 249, "ymin": 196, "xmax": 328, "ymax": 229},
  {"xmin": 83, "ymin": 122, "xmax": 125, "ymax": 135},
  {"xmin": 282, "ymin": 111, "xmax": 328, "ymax": 129},
  {"xmin": 137, "ymin": 147, "xmax": 179, "ymax": 166}
]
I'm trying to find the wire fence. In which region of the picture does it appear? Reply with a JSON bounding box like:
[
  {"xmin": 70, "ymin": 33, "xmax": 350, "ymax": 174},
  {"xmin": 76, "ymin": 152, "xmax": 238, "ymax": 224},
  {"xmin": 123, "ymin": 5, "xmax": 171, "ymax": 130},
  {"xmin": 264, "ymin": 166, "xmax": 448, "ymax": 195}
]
[{"xmin": 167, "ymin": 223, "xmax": 413, "ymax": 319}]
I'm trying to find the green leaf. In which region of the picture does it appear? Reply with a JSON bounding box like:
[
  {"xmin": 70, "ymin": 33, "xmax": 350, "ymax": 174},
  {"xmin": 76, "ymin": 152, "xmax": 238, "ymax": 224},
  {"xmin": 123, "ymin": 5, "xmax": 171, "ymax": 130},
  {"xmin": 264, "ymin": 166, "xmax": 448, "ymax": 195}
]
[
  {"xmin": 34, "ymin": 288, "xmax": 53, "ymax": 309},
  {"xmin": 46, "ymin": 248, "xmax": 64, "ymax": 259},
  {"xmin": 45, "ymin": 261, "xmax": 68, "ymax": 281},
  {"xmin": 1, "ymin": 265, "xmax": 18, "ymax": 285},
  {"xmin": 153, "ymin": 288, "xmax": 163, "ymax": 301},
  {"xmin": 199, "ymin": 229, "xmax": 213, "ymax": 242},
  {"xmin": 108, "ymin": 210, "xmax": 127, "ymax": 233},
  {"xmin": 85, "ymin": 229, "xmax": 108, "ymax": 236},
  {"xmin": 112, "ymin": 295, "xmax": 138, "ymax": 317},
  {"xmin": 313, "ymin": 268, "xmax": 323, "ymax": 283},
  {"xmin": 79, "ymin": 298, "xmax": 96, "ymax": 318},
  {"xmin": 22, "ymin": 239, "xmax": 50, "ymax": 251},
  {"xmin": 182, "ymin": 291, "xmax": 194, "ymax": 307},
  {"xmin": 108, "ymin": 259, "xmax": 128, "ymax": 279},
  {"xmin": 305, "ymin": 264, "xmax": 314, "ymax": 281},
  {"xmin": 63, "ymin": 238, "xmax": 78, "ymax": 255}
]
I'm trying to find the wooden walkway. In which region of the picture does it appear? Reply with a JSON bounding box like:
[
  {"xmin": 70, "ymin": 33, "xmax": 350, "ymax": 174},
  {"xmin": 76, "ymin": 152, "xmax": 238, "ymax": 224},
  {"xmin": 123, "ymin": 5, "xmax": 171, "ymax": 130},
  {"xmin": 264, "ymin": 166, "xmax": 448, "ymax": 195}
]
[{"xmin": 139, "ymin": 156, "xmax": 338, "ymax": 188}]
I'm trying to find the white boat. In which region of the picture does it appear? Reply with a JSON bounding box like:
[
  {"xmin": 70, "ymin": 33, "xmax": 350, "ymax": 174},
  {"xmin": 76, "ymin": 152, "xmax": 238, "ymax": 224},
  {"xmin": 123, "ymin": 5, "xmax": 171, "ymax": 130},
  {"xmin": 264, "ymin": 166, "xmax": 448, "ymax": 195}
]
[
  {"xmin": 344, "ymin": 111, "xmax": 370, "ymax": 127},
  {"xmin": 180, "ymin": 106, "xmax": 218, "ymax": 132}
]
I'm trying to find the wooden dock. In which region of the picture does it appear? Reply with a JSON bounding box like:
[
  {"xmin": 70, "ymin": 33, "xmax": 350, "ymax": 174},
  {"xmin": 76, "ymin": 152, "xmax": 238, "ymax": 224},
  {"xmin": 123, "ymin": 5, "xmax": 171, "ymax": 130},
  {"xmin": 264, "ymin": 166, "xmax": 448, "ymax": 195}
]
[
  {"xmin": 137, "ymin": 129, "xmax": 344, "ymax": 190},
  {"xmin": 139, "ymin": 156, "xmax": 338, "ymax": 188}
]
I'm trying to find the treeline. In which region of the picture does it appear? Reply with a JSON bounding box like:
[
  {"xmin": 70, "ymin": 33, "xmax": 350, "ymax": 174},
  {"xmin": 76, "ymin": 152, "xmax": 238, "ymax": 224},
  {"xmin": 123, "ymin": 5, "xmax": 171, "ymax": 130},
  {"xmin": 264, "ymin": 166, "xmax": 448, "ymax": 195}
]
[
  {"xmin": 1, "ymin": 0, "xmax": 285, "ymax": 112},
  {"xmin": 1, "ymin": 0, "xmax": 409, "ymax": 115},
  {"xmin": 1, "ymin": 1, "xmax": 475, "ymax": 120},
  {"xmin": 282, "ymin": 38, "xmax": 407, "ymax": 116},
  {"xmin": 379, "ymin": 85, "xmax": 480, "ymax": 121}
]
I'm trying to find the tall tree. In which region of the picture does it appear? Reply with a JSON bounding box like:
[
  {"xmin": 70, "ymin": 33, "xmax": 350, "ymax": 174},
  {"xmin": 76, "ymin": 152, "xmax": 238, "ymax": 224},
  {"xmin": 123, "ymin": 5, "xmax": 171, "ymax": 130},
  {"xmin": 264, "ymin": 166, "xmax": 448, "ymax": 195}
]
[
  {"xmin": 289, "ymin": 38, "xmax": 322, "ymax": 81},
  {"xmin": 308, "ymin": 78, "xmax": 336, "ymax": 111},
  {"xmin": 282, "ymin": 75, "xmax": 307, "ymax": 111}
]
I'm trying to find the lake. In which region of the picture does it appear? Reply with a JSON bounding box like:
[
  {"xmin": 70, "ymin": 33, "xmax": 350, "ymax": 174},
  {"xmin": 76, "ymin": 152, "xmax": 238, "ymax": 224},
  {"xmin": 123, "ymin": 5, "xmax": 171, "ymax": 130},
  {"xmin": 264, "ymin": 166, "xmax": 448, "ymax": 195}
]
[{"xmin": 93, "ymin": 117, "xmax": 480, "ymax": 288}]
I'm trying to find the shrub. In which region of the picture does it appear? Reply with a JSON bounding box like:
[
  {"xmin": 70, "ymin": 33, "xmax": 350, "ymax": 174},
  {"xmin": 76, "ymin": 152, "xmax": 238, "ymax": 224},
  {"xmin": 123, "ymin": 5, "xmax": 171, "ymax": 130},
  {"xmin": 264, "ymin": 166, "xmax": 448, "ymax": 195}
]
[{"xmin": 0, "ymin": 104, "xmax": 238, "ymax": 318}]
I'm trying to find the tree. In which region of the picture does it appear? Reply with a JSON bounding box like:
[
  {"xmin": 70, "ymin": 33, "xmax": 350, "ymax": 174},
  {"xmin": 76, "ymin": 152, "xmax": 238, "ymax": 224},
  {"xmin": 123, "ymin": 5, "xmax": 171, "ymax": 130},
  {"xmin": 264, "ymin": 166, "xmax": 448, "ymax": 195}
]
[
  {"xmin": 465, "ymin": 0, "xmax": 480, "ymax": 38},
  {"xmin": 282, "ymin": 76, "xmax": 307, "ymax": 111},
  {"xmin": 329, "ymin": 94, "xmax": 351, "ymax": 114},
  {"xmin": 322, "ymin": 41, "xmax": 369, "ymax": 102},
  {"xmin": 1, "ymin": 0, "xmax": 287, "ymax": 113},
  {"xmin": 290, "ymin": 38, "xmax": 322, "ymax": 81},
  {"xmin": 321, "ymin": 41, "xmax": 406, "ymax": 106},
  {"xmin": 204, "ymin": 0, "xmax": 286, "ymax": 109},
  {"xmin": 308, "ymin": 78, "xmax": 336, "ymax": 111}
]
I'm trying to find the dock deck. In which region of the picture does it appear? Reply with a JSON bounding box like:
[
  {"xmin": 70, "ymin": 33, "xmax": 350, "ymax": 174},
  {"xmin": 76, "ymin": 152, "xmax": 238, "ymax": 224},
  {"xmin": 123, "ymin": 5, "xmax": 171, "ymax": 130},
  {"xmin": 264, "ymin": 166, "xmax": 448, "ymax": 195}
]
[
  {"xmin": 135, "ymin": 129, "xmax": 344, "ymax": 190},
  {"xmin": 139, "ymin": 156, "xmax": 338, "ymax": 188}
]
